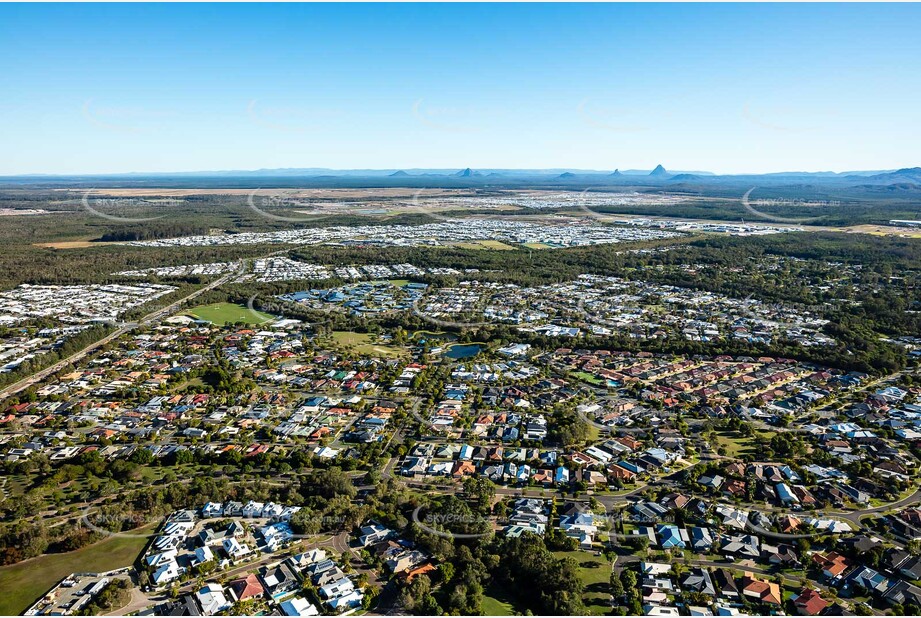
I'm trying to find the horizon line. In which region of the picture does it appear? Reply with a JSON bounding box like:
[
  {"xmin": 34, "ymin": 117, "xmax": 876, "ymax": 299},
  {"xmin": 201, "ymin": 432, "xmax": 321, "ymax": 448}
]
[{"xmin": 0, "ymin": 165, "xmax": 914, "ymax": 179}]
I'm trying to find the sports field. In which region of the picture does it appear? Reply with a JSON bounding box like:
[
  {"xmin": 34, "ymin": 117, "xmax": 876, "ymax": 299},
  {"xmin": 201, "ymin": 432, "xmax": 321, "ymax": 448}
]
[{"xmin": 185, "ymin": 302, "xmax": 274, "ymax": 325}]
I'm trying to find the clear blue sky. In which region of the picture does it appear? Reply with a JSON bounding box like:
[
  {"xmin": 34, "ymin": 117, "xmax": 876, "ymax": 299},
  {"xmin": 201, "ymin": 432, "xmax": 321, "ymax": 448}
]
[{"xmin": 1, "ymin": 3, "xmax": 919, "ymax": 175}]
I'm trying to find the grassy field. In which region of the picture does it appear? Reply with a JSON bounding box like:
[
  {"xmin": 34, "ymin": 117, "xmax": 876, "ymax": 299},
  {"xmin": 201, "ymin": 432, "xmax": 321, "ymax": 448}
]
[
  {"xmin": 869, "ymin": 484, "xmax": 917, "ymax": 507},
  {"xmin": 327, "ymin": 331, "xmax": 406, "ymax": 357},
  {"xmin": 0, "ymin": 523, "xmax": 156, "ymax": 616},
  {"xmin": 553, "ymin": 550, "xmax": 612, "ymax": 615},
  {"xmin": 572, "ymin": 371, "xmax": 605, "ymax": 386},
  {"xmin": 481, "ymin": 585, "xmax": 517, "ymax": 616},
  {"xmin": 712, "ymin": 429, "xmax": 776, "ymax": 457},
  {"xmin": 452, "ymin": 240, "xmax": 517, "ymax": 251},
  {"xmin": 185, "ymin": 302, "xmax": 274, "ymax": 325},
  {"xmin": 522, "ymin": 242, "xmax": 554, "ymax": 249},
  {"xmin": 171, "ymin": 376, "xmax": 205, "ymax": 393}
]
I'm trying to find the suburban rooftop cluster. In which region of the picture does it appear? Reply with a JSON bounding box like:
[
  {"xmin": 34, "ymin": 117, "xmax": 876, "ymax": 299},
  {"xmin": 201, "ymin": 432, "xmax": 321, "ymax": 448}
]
[
  {"xmin": 419, "ymin": 275, "xmax": 835, "ymax": 347},
  {"xmin": 0, "ymin": 283, "xmax": 175, "ymax": 325},
  {"xmin": 123, "ymin": 219, "xmax": 684, "ymax": 248}
]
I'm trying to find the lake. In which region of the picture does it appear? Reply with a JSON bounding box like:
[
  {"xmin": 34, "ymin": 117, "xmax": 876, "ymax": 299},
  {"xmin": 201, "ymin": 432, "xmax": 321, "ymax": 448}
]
[{"xmin": 445, "ymin": 344, "xmax": 482, "ymax": 359}]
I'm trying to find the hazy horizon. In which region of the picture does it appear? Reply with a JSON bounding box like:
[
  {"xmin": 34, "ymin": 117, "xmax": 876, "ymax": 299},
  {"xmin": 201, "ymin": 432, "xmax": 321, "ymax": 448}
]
[{"xmin": 0, "ymin": 165, "xmax": 911, "ymax": 179}]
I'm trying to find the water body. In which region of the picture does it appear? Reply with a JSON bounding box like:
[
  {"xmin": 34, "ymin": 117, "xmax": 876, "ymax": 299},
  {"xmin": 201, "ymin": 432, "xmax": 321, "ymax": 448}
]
[{"xmin": 445, "ymin": 344, "xmax": 482, "ymax": 359}]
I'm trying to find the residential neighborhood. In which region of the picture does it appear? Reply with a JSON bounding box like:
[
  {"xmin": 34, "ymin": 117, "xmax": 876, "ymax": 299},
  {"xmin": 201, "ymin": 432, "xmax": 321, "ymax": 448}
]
[
  {"xmin": 3, "ymin": 2, "xmax": 921, "ymax": 616},
  {"xmin": 2, "ymin": 300, "xmax": 919, "ymax": 615}
]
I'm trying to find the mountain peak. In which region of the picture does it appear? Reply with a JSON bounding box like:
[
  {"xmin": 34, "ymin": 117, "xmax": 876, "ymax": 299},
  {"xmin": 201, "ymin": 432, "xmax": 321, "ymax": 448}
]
[
  {"xmin": 649, "ymin": 164, "xmax": 669, "ymax": 177},
  {"xmin": 455, "ymin": 167, "xmax": 475, "ymax": 177},
  {"xmin": 389, "ymin": 170, "xmax": 409, "ymax": 177},
  {"xmin": 609, "ymin": 169, "xmax": 623, "ymax": 177}
]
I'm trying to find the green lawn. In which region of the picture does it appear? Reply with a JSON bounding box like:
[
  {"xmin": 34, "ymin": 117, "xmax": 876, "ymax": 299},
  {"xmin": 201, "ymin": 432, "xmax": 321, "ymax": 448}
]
[
  {"xmin": 553, "ymin": 550, "xmax": 612, "ymax": 615},
  {"xmin": 572, "ymin": 371, "xmax": 605, "ymax": 386},
  {"xmin": 712, "ymin": 429, "xmax": 776, "ymax": 458},
  {"xmin": 712, "ymin": 431, "xmax": 753, "ymax": 457},
  {"xmin": 327, "ymin": 331, "xmax": 406, "ymax": 357},
  {"xmin": 171, "ymin": 376, "xmax": 205, "ymax": 393},
  {"xmin": 869, "ymin": 485, "xmax": 916, "ymax": 507},
  {"xmin": 0, "ymin": 523, "xmax": 156, "ymax": 615},
  {"xmin": 475, "ymin": 240, "xmax": 517, "ymax": 250},
  {"xmin": 412, "ymin": 330, "xmax": 448, "ymax": 337},
  {"xmin": 481, "ymin": 586, "xmax": 518, "ymax": 616},
  {"xmin": 185, "ymin": 302, "xmax": 274, "ymax": 325}
]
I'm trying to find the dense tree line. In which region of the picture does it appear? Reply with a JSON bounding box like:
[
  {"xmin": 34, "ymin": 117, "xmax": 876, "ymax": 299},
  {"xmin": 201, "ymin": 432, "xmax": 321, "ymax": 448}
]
[{"xmin": 98, "ymin": 222, "xmax": 214, "ymax": 242}]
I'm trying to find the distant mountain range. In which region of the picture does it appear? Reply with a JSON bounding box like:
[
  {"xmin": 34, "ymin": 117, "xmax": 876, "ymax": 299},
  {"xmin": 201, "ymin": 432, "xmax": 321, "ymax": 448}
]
[
  {"xmin": 3, "ymin": 166, "xmax": 919, "ymax": 191},
  {"xmin": 847, "ymin": 167, "xmax": 921, "ymax": 184}
]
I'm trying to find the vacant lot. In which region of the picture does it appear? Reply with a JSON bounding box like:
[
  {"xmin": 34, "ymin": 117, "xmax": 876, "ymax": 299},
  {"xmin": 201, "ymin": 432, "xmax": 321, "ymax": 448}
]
[
  {"xmin": 186, "ymin": 302, "xmax": 274, "ymax": 325},
  {"xmin": 846, "ymin": 224, "xmax": 921, "ymax": 238},
  {"xmin": 712, "ymin": 429, "xmax": 776, "ymax": 457},
  {"xmin": 0, "ymin": 524, "xmax": 155, "ymax": 616},
  {"xmin": 36, "ymin": 240, "xmax": 117, "ymax": 249},
  {"xmin": 452, "ymin": 240, "xmax": 517, "ymax": 250}
]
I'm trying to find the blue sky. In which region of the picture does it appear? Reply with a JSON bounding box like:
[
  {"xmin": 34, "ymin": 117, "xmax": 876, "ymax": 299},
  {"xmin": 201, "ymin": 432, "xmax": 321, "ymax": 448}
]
[{"xmin": 1, "ymin": 3, "xmax": 919, "ymax": 175}]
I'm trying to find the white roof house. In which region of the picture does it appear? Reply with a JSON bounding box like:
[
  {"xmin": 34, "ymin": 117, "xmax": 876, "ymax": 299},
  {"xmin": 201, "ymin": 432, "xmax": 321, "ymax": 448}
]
[
  {"xmin": 319, "ymin": 576, "xmax": 355, "ymax": 599},
  {"xmin": 194, "ymin": 545, "xmax": 215, "ymax": 565},
  {"xmin": 327, "ymin": 589, "xmax": 365, "ymax": 611},
  {"xmin": 146, "ymin": 549, "xmax": 178, "ymax": 567},
  {"xmin": 196, "ymin": 583, "xmax": 230, "ymax": 615},
  {"xmin": 280, "ymin": 597, "xmax": 320, "ymax": 616},
  {"xmin": 223, "ymin": 537, "xmax": 252, "ymax": 558},
  {"xmin": 152, "ymin": 560, "xmax": 181, "ymax": 585}
]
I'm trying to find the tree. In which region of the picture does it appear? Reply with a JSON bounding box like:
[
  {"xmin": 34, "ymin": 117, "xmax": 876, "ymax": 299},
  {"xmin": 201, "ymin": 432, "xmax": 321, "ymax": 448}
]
[
  {"xmin": 439, "ymin": 562, "xmax": 456, "ymax": 584},
  {"xmin": 289, "ymin": 507, "xmax": 321, "ymax": 536},
  {"xmin": 301, "ymin": 467, "xmax": 356, "ymax": 501},
  {"xmin": 491, "ymin": 534, "xmax": 586, "ymax": 615},
  {"xmin": 463, "ymin": 476, "xmax": 496, "ymax": 510},
  {"xmin": 610, "ymin": 572, "xmax": 624, "ymax": 598}
]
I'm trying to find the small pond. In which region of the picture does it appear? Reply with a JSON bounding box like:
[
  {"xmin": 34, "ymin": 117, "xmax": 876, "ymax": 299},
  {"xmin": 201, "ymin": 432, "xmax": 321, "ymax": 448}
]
[{"xmin": 444, "ymin": 344, "xmax": 483, "ymax": 359}]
